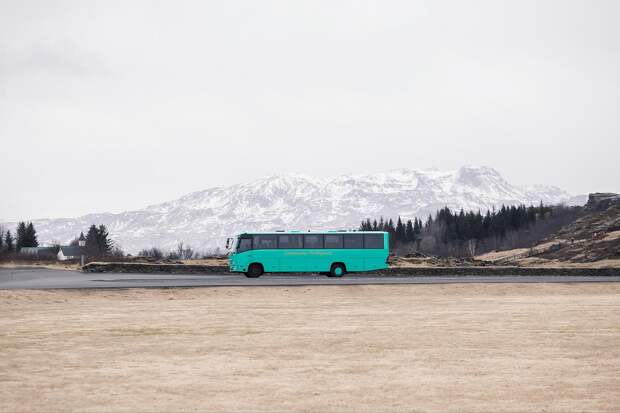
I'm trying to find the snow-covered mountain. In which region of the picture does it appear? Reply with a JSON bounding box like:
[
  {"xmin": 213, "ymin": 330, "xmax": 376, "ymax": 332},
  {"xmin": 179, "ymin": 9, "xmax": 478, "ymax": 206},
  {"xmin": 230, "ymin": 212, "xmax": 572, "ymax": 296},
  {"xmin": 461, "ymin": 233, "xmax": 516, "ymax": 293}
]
[{"xmin": 6, "ymin": 166, "xmax": 584, "ymax": 253}]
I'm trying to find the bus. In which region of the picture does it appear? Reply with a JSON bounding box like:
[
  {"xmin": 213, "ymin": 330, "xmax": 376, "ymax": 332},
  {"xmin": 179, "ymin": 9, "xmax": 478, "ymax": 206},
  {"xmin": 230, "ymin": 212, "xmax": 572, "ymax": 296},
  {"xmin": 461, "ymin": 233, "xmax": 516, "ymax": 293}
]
[{"xmin": 227, "ymin": 231, "xmax": 389, "ymax": 277}]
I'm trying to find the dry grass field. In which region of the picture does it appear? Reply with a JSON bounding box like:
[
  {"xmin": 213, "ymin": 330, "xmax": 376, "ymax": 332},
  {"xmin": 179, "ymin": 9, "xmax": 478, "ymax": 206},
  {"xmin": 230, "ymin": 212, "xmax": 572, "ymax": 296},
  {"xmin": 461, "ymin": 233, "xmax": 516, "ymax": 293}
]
[
  {"xmin": 0, "ymin": 261, "xmax": 80, "ymax": 271},
  {"xmin": 1, "ymin": 283, "xmax": 620, "ymax": 412}
]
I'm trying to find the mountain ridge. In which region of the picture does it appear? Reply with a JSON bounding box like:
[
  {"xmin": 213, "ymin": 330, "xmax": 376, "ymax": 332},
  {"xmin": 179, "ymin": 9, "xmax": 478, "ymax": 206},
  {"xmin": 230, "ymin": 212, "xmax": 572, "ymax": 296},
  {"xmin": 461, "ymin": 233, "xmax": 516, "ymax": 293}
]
[{"xmin": 3, "ymin": 166, "xmax": 586, "ymax": 253}]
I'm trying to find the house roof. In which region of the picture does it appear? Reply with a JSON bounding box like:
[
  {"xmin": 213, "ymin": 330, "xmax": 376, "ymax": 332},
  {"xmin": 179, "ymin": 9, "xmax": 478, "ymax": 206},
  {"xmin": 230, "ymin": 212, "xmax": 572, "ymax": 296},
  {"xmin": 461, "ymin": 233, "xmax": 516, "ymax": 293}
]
[
  {"xmin": 21, "ymin": 247, "xmax": 41, "ymax": 253},
  {"xmin": 59, "ymin": 246, "xmax": 83, "ymax": 257},
  {"xmin": 20, "ymin": 247, "xmax": 57, "ymax": 254},
  {"xmin": 36, "ymin": 247, "xmax": 58, "ymax": 253}
]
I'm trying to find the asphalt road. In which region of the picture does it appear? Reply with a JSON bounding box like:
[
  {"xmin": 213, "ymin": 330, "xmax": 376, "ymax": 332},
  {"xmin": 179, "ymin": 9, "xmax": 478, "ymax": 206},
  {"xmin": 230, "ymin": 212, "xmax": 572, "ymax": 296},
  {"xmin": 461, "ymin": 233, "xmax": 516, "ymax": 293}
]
[{"xmin": 1, "ymin": 267, "xmax": 620, "ymax": 290}]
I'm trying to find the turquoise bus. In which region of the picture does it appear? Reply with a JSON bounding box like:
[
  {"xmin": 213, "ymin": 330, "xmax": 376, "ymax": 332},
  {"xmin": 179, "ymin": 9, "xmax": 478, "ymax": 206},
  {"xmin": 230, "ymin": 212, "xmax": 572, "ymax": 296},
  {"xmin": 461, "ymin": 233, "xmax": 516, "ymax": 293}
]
[{"xmin": 227, "ymin": 231, "xmax": 389, "ymax": 277}]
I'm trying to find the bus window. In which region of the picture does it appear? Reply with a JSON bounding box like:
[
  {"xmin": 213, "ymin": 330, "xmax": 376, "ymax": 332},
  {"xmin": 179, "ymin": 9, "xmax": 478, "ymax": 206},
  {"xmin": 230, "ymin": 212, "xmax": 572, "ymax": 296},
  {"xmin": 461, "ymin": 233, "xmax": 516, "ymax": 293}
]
[
  {"xmin": 253, "ymin": 234, "xmax": 277, "ymax": 249},
  {"xmin": 237, "ymin": 237, "xmax": 252, "ymax": 252},
  {"xmin": 324, "ymin": 234, "xmax": 343, "ymax": 249},
  {"xmin": 343, "ymin": 234, "xmax": 363, "ymax": 249},
  {"xmin": 303, "ymin": 234, "xmax": 323, "ymax": 249},
  {"xmin": 363, "ymin": 233, "xmax": 384, "ymax": 249},
  {"xmin": 278, "ymin": 234, "xmax": 303, "ymax": 249}
]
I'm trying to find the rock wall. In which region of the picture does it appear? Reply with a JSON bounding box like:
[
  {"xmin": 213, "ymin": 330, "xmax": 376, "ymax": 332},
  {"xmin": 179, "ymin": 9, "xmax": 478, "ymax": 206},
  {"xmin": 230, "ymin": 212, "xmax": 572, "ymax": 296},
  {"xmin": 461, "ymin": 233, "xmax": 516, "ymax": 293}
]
[{"xmin": 82, "ymin": 262, "xmax": 620, "ymax": 276}]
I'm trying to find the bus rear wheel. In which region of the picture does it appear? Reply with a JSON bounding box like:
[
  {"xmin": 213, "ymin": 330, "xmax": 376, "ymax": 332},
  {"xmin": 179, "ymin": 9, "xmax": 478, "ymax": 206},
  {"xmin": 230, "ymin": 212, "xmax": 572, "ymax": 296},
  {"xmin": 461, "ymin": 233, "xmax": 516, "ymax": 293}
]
[
  {"xmin": 328, "ymin": 263, "xmax": 346, "ymax": 277},
  {"xmin": 245, "ymin": 263, "xmax": 263, "ymax": 278}
]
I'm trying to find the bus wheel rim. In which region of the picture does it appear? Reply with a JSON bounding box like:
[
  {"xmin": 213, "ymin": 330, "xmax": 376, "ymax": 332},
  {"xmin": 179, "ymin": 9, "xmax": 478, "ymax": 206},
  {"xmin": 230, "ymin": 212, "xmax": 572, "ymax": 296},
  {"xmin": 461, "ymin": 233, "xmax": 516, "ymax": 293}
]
[{"xmin": 335, "ymin": 267, "xmax": 342, "ymax": 275}]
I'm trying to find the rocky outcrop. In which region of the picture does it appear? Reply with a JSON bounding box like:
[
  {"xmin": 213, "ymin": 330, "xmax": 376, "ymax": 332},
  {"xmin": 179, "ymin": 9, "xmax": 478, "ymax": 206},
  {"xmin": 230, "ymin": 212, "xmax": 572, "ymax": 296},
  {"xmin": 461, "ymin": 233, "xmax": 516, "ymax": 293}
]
[
  {"xmin": 586, "ymin": 193, "xmax": 620, "ymax": 211},
  {"xmin": 526, "ymin": 192, "xmax": 620, "ymax": 262}
]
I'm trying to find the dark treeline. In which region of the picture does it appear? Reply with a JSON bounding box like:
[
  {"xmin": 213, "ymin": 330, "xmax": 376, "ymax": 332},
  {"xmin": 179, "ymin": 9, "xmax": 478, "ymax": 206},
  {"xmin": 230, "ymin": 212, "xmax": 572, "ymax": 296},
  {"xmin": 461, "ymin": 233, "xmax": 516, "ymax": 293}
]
[
  {"xmin": 0, "ymin": 221, "xmax": 39, "ymax": 254},
  {"xmin": 0, "ymin": 221, "xmax": 122, "ymax": 261},
  {"xmin": 16, "ymin": 222, "xmax": 39, "ymax": 250},
  {"xmin": 361, "ymin": 202, "xmax": 581, "ymax": 257}
]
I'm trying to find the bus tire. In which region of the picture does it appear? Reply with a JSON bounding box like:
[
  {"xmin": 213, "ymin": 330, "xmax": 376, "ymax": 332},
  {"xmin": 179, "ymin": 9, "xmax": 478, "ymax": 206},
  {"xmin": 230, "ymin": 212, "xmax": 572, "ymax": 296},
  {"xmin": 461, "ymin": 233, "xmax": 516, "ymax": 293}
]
[
  {"xmin": 328, "ymin": 263, "xmax": 346, "ymax": 277},
  {"xmin": 245, "ymin": 263, "xmax": 263, "ymax": 278}
]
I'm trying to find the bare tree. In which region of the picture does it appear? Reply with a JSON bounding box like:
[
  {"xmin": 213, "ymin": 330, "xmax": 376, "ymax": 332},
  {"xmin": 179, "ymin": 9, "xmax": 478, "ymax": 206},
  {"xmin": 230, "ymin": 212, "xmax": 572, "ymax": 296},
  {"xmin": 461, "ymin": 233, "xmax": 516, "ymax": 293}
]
[
  {"xmin": 175, "ymin": 242, "xmax": 195, "ymax": 260},
  {"xmin": 138, "ymin": 247, "xmax": 164, "ymax": 259},
  {"xmin": 467, "ymin": 239, "xmax": 477, "ymax": 257}
]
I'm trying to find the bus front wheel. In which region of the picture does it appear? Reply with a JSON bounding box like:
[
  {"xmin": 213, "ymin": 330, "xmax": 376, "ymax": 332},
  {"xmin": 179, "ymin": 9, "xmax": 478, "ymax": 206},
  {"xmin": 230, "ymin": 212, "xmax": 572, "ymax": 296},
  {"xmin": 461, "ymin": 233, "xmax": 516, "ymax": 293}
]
[
  {"xmin": 246, "ymin": 263, "xmax": 263, "ymax": 278},
  {"xmin": 328, "ymin": 263, "xmax": 346, "ymax": 277}
]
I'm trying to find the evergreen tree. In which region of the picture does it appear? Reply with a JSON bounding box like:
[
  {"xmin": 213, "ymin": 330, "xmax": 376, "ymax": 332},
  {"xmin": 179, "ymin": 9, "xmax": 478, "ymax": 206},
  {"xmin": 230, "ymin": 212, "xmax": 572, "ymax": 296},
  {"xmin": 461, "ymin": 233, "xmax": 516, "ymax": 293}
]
[
  {"xmin": 499, "ymin": 205, "xmax": 508, "ymax": 238},
  {"xmin": 538, "ymin": 201, "xmax": 546, "ymax": 220},
  {"xmin": 0, "ymin": 228, "xmax": 3, "ymax": 251},
  {"xmin": 425, "ymin": 214, "xmax": 433, "ymax": 230},
  {"xmin": 527, "ymin": 205, "xmax": 537, "ymax": 224},
  {"xmin": 482, "ymin": 210, "xmax": 491, "ymax": 238},
  {"xmin": 405, "ymin": 219, "xmax": 414, "ymax": 243},
  {"xmin": 84, "ymin": 224, "xmax": 114, "ymax": 257},
  {"xmin": 85, "ymin": 225, "xmax": 100, "ymax": 258},
  {"xmin": 23, "ymin": 222, "xmax": 38, "ymax": 248},
  {"xmin": 97, "ymin": 225, "xmax": 113, "ymax": 256},
  {"xmin": 5, "ymin": 231, "xmax": 14, "ymax": 252},
  {"xmin": 414, "ymin": 217, "xmax": 423, "ymax": 250},
  {"xmin": 360, "ymin": 218, "xmax": 372, "ymax": 231},
  {"xmin": 456, "ymin": 209, "xmax": 466, "ymax": 241},
  {"xmin": 372, "ymin": 219, "xmax": 378, "ymax": 231},
  {"xmin": 385, "ymin": 218, "xmax": 396, "ymax": 247},
  {"xmin": 16, "ymin": 222, "xmax": 27, "ymax": 251},
  {"xmin": 395, "ymin": 217, "xmax": 405, "ymax": 243}
]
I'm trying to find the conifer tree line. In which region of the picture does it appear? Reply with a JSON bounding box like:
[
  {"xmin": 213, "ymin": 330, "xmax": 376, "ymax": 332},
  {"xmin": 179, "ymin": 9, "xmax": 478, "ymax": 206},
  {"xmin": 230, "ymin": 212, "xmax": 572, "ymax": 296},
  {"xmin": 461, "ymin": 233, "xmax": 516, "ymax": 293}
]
[
  {"xmin": 0, "ymin": 221, "xmax": 119, "ymax": 260},
  {"xmin": 360, "ymin": 202, "xmax": 577, "ymax": 257},
  {"xmin": 2, "ymin": 229, "xmax": 13, "ymax": 252},
  {"xmin": 360, "ymin": 216, "xmax": 424, "ymax": 245},
  {"xmin": 0, "ymin": 221, "xmax": 38, "ymax": 253},
  {"xmin": 16, "ymin": 222, "xmax": 39, "ymax": 250}
]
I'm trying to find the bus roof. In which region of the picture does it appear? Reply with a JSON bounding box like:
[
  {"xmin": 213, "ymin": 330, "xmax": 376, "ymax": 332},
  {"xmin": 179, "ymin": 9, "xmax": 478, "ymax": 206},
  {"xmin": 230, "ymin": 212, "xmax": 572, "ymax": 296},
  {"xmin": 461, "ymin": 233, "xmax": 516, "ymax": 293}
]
[{"xmin": 236, "ymin": 231, "xmax": 388, "ymax": 236}]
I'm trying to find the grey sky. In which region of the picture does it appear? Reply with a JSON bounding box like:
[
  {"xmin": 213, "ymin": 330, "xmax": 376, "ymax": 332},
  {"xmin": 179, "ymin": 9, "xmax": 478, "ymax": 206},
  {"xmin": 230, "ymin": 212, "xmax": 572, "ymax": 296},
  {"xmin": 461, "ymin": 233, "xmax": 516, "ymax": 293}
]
[{"xmin": 1, "ymin": 0, "xmax": 619, "ymax": 222}]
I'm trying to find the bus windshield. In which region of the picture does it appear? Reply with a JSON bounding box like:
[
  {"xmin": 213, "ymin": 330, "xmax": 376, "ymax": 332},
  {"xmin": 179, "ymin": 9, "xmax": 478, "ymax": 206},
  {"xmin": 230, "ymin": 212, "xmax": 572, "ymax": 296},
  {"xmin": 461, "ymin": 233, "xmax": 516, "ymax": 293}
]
[{"xmin": 236, "ymin": 236, "xmax": 252, "ymax": 253}]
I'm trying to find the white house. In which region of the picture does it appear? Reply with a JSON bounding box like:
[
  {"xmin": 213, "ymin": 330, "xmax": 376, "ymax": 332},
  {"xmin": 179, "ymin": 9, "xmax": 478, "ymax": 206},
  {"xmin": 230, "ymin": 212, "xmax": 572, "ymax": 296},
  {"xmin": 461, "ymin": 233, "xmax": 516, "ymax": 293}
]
[{"xmin": 57, "ymin": 246, "xmax": 83, "ymax": 261}]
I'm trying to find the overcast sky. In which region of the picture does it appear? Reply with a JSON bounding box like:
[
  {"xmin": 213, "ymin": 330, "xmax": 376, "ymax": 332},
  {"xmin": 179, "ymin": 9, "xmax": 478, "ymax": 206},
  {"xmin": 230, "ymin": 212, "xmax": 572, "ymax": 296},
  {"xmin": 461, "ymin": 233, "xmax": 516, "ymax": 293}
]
[{"xmin": 1, "ymin": 0, "xmax": 619, "ymax": 221}]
